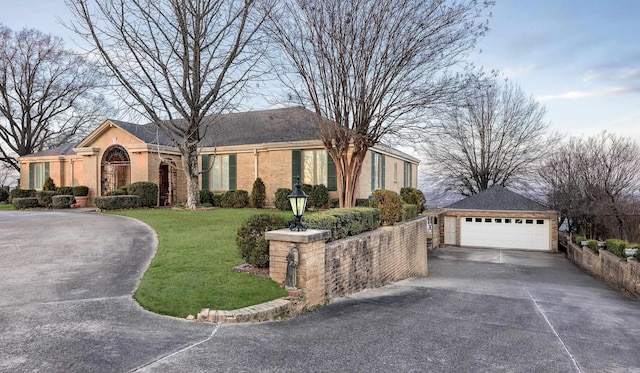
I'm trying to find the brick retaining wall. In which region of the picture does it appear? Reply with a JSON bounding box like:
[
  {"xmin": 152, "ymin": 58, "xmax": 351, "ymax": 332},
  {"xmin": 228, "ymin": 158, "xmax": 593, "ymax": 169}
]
[{"xmin": 566, "ymin": 242, "xmax": 640, "ymax": 298}]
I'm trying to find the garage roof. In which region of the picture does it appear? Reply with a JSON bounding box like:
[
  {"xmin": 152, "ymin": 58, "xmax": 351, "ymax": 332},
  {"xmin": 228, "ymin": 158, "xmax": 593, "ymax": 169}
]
[{"xmin": 446, "ymin": 186, "xmax": 550, "ymax": 211}]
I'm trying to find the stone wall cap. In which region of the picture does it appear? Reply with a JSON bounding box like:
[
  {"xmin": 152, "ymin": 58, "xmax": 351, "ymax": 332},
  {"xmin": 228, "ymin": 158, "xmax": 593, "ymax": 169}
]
[{"xmin": 265, "ymin": 228, "xmax": 331, "ymax": 243}]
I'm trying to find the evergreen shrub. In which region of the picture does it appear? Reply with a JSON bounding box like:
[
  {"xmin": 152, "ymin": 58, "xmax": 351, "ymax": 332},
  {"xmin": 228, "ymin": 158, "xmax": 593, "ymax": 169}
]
[
  {"xmin": 370, "ymin": 189, "xmax": 403, "ymax": 225},
  {"xmin": 275, "ymin": 188, "xmax": 292, "ymax": 211},
  {"xmin": 200, "ymin": 189, "xmax": 214, "ymax": 205},
  {"xmin": 52, "ymin": 195, "xmax": 75, "ymax": 209},
  {"xmin": 250, "ymin": 178, "xmax": 267, "ymax": 209},
  {"xmin": 12, "ymin": 197, "xmax": 40, "ymax": 209},
  {"xmin": 95, "ymin": 195, "xmax": 140, "ymax": 210},
  {"xmin": 309, "ymin": 184, "xmax": 329, "ymax": 209},
  {"xmin": 220, "ymin": 190, "xmax": 249, "ymax": 208},
  {"xmin": 56, "ymin": 187, "xmax": 74, "ymax": 195},
  {"xmin": 305, "ymin": 207, "xmax": 381, "ymax": 242},
  {"xmin": 72, "ymin": 186, "xmax": 89, "ymax": 196},
  {"xmin": 236, "ymin": 213, "xmax": 288, "ymax": 268},
  {"xmin": 0, "ymin": 188, "xmax": 8, "ymax": 203},
  {"xmin": 128, "ymin": 182, "xmax": 158, "ymax": 207},
  {"xmin": 37, "ymin": 191, "xmax": 58, "ymax": 208},
  {"xmin": 9, "ymin": 188, "xmax": 36, "ymax": 203}
]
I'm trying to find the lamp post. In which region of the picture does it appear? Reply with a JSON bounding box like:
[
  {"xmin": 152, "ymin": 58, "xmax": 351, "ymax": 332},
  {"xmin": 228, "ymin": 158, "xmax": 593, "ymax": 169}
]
[{"xmin": 288, "ymin": 177, "xmax": 308, "ymax": 231}]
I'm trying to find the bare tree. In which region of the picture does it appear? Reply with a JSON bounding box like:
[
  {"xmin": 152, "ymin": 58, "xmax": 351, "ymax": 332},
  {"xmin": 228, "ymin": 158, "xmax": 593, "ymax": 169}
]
[
  {"xmin": 267, "ymin": 0, "xmax": 492, "ymax": 207},
  {"xmin": 66, "ymin": 0, "xmax": 271, "ymax": 209},
  {"xmin": 0, "ymin": 24, "xmax": 111, "ymax": 171},
  {"xmin": 541, "ymin": 132, "xmax": 640, "ymax": 240},
  {"xmin": 423, "ymin": 76, "xmax": 557, "ymax": 196}
]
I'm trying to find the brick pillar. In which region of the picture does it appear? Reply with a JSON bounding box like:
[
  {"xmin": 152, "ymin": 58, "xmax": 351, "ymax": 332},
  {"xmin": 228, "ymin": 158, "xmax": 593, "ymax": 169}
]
[{"xmin": 265, "ymin": 229, "xmax": 331, "ymax": 307}]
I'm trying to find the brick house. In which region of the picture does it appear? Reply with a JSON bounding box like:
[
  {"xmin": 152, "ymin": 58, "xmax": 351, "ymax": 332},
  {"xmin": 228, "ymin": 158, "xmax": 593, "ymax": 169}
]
[
  {"xmin": 18, "ymin": 107, "xmax": 419, "ymax": 206},
  {"xmin": 438, "ymin": 186, "xmax": 558, "ymax": 252}
]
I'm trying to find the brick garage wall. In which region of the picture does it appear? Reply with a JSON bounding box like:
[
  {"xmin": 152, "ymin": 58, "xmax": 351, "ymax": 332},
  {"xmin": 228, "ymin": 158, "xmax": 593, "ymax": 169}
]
[
  {"xmin": 567, "ymin": 242, "xmax": 640, "ymax": 298},
  {"xmin": 324, "ymin": 217, "xmax": 428, "ymax": 302}
]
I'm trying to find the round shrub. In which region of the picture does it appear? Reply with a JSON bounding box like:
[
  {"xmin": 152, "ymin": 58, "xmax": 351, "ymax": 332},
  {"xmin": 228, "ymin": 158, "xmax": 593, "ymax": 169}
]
[
  {"xmin": 73, "ymin": 186, "xmax": 89, "ymax": 196},
  {"xmin": 236, "ymin": 213, "xmax": 288, "ymax": 268},
  {"xmin": 220, "ymin": 190, "xmax": 249, "ymax": 208},
  {"xmin": 200, "ymin": 189, "xmax": 214, "ymax": 205},
  {"xmin": 370, "ymin": 189, "xmax": 403, "ymax": 225},
  {"xmin": 128, "ymin": 182, "xmax": 158, "ymax": 207},
  {"xmin": 275, "ymin": 188, "xmax": 292, "ymax": 211},
  {"xmin": 37, "ymin": 191, "xmax": 58, "ymax": 208},
  {"xmin": 309, "ymin": 184, "xmax": 329, "ymax": 209},
  {"xmin": 250, "ymin": 177, "xmax": 266, "ymax": 209},
  {"xmin": 400, "ymin": 187, "xmax": 426, "ymax": 213},
  {"xmin": 0, "ymin": 188, "xmax": 8, "ymax": 203},
  {"xmin": 52, "ymin": 195, "xmax": 75, "ymax": 209}
]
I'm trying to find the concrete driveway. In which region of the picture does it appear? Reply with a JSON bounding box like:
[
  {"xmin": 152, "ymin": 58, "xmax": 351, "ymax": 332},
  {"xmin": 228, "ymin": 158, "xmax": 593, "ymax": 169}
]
[
  {"xmin": 2, "ymin": 211, "xmax": 640, "ymax": 372},
  {"xmin": 0, "ymin": 211, "xmax": 214, "ymax": 372}
]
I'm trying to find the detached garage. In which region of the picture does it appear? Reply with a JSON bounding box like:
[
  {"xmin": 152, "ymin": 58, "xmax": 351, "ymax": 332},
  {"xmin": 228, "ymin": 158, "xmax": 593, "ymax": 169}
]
[{"xmin": 438, "ymin": 186, "xmax": 558, "ymax": 252}]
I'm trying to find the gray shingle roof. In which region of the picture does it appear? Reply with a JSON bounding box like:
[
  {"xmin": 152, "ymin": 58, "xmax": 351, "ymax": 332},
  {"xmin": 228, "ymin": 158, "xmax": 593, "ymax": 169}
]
[
  {"xmin": 26, "ymin": 143, "xmax": 77, "ymax": 157},
  {"xmin": 446, "ymin": 185, "xmax": 550, "ymax": 211}
]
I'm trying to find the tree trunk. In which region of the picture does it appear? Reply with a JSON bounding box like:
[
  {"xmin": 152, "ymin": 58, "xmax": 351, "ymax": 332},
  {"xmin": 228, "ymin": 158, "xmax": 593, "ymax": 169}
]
[
  {"xmin": 180, "ymin": 144, "xmax": 201, "ymax": 210},
  {"xmin": 331, "ymin": 147, "xmax": 367, "ymax": 207}
]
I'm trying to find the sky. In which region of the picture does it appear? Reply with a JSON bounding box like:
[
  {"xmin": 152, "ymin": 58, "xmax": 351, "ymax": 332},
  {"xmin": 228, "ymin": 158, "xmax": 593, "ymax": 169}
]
[{"xmin": 1, "ymin": 0, "xmax": 639, "ymax": 144}]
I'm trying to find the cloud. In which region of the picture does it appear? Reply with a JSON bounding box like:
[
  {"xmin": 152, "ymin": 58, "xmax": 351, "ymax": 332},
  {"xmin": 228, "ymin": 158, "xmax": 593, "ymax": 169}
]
[
  {"xmin": 502, "ymin": 64, "xmax": 538, "ymax": 78},
  {"xmin": 536, "ymin": 87, "xmax": 636, "ymax": 101}
]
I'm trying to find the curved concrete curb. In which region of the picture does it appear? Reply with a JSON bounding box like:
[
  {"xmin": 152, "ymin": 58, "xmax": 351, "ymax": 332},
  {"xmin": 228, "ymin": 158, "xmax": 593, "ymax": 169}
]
[{"xmin": 194, "ymin": 297, "xmax": 304, "ymax": 323}]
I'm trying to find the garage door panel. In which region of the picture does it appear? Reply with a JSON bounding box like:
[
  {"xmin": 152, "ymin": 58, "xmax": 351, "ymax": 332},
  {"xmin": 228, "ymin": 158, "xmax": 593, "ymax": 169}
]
[{"xmin": 460, "ymin": 217, "xmax": 549, "ymax": 251}]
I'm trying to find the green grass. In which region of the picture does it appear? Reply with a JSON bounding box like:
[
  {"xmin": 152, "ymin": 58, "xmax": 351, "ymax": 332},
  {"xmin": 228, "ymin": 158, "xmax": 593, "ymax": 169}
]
[
  {"xmin": 0, "ymin": 203, "xmax": 13, "ymax": 210},
  {"xmin": 111, "ymin": 208, "xmax": 290, "ymax": 318}
]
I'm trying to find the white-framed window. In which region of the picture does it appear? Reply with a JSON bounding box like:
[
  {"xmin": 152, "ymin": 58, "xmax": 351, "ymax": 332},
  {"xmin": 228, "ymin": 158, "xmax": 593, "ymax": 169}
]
[
  {"xmin": 404, "ymin": 161, "xmax": 413, "ymax": 187},
  {"xmin": 210, "ymin": 155, "xmax": 230, "ymax": 190},
  {"xmin": 30, "ymin": 162, "xmax": 47, "ymax": 190},
  {"xmin": 303, "ymin": 150, "xmax": 328, "ymax": 186},
  {"xmin": 371, "ymin": 151, "xmax": 384, "ymax": 191}
]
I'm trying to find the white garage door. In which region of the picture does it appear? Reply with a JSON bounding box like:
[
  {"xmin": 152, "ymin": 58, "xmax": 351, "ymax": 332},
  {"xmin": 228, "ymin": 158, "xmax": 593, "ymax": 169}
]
[{"xmin": 460, "ymin": 217, "xmax": 550, "ymax": 251}]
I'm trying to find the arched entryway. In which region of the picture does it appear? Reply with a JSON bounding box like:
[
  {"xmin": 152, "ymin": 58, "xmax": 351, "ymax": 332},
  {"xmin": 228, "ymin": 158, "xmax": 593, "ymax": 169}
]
[
  {"xmin": 159, "ymin": 159, "xmax": 177, "ymax": 205},
  {"xmin": 101, "ymin": 145, "xmax": 131, "ymax": 195}
]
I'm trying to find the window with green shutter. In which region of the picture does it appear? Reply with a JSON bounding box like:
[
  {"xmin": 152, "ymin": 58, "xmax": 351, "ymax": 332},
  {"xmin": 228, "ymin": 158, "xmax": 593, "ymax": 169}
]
[
  {"xmin": 205, "ymin": 154, "xmax": 236, "ymax": 191},
  {"xmin": 327, "ymin": 154, "xmax": 337, "ymax": 191},
  {"xmin": 229, "ymin": 154, "xmax": 237, "ymax": 190},
  {"xmin": 201, "ymin": 155, "xmax": 210, "ymax": 190}
]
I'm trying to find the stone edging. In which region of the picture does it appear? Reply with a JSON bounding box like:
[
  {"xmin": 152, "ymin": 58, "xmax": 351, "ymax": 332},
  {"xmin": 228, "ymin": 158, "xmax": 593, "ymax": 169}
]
[{"xmin": 192, "ymin": 297, "xmax": 304, "ymax": 323}]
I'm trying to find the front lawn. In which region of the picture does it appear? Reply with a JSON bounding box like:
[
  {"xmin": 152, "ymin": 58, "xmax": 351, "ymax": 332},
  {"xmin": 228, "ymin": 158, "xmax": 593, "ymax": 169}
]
[
  {"xmin": 0, "ymin": 203, "xmax": 13, "ymax": 210},
  {"xmin": 111, "ymin": 208, "xmax": 290, "ymax": 318}
]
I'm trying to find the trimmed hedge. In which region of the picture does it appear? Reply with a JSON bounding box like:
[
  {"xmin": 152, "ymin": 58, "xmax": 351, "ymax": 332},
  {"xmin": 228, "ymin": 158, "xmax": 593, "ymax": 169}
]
[
  {"xmin": 128, "ymin": 182, "xmax": 158, "ymax": 207},
  {"xmin": 236, "ymin": 213, "xmax": 289, "ymax": 268},
  {"xmin": 9, "ymin": 188, "xmax": 36, "ymax": 203},
  {"xmin": 605, "ymin": 239, "xmax": 627, "ymax": 258},
  {"xmin": 12, "ymin": 197, "xmax": 40, "ymax": 209},
  {"xmin": 573, "ymin": 235, "xmax": 586, "ymax": 245},
  {"xmin": 0, "ymin": 188, "xmax": 8, "ymax": 203},
  {"xmin": 328, "ymin": 198, "xmax": 339, "ymax": 209},
  {"xmin": 275, "ymin": 188, "xmax": 292, "ymax": 211},
  {"xmin": 56, "ymin": 187, "xmax": 74, "ymax": 195},
  {"xmin": 95, "ymin": 195, "xmax": 140, "ymax": 210},
  {"xmin": 305, "ymin": 207, "xmax": 381, "ymax": 242},
  {"xmin": 220, "ymin": 190, "xmax": 249, "ymax": 208},
  {"xmin": 251, "ymin": 178, "xmax": 267, "ymax": 209},
  {"xmin": 401, "ymin": 204, "xmax": 418, "ymax": 221},
  {"xmin": 200, "ymin": 189, "xmax": 214, "ymax": 205},
  {"xmin": 52, "ymin": 195, "xmax": 75, "ymax": 209},
  {"xmin": 370, "ymin": 189, "xmax": 403, "ymax": 225},
  {"xmin": 37, "ymin": 191, "xmax": 58, "ymax": 208},
  {"xmin": 73, "ymin": 186, "xmax": 89, "ymax": 196},
  {"xmin": 106, "ymin": 189, "xmax": 127, "ymax": 196},
  {"xmin": 587, "ymin": 239, "xmax": 599, "ymax": 253}
]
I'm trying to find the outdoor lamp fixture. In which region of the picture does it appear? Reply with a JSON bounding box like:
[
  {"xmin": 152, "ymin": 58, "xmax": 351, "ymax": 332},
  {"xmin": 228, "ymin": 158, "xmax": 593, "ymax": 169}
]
[{"xmin": 288, "ymin": 177, "xmax": 308, "ymax": 231}]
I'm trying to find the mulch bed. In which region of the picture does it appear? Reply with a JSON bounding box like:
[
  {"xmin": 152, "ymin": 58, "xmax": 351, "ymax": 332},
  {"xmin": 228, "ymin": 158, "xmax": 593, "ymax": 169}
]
[{"xmin": 233, "ymin": 263, "xmax": 269, "ymax": 278}]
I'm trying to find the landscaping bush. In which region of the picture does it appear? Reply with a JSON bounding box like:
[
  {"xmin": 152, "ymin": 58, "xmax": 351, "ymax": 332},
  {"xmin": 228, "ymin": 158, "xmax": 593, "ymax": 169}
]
[
  {"xmin": 250, "ymin": 178, "xmax": 266, "ymax": 209},
  {"xmin": 220, "ymin": 190, "xmax": 249, "ymax": 208},
  {"xmin": 573, "ymin": 235, "xmax": 586, "ymax": 245},
  {"xmin": 200, "ymin": 189, "xmax": 214, "ymax": 205},
  {"xmin": 52, "ymin": 195, "xmax": 75, "ymax": 209},
  {"xmin": 95, "ymin": 195, "xmax": 140, "ymax": 210},
  {"xmin": 328, "ymin": 198, "xmax": 339, "ymax": 209},
  {"xmin": 369, "ymin": 189, "xmax": 403, "ymax": 225},
  {"xmin": 400, "ymin": 187, "xmax": 426, "ymax": 213},
  {"xmin": 605, "ymin": 239, "xmax": 627, "ymax": 258},
  {"xmin": 106, "ymin": 189, "xmax": 127, "ymax": 196},
  {"xmin": 236, "ymin": 213, "xmax": 289, "ymax": 268},
  {"xmin": 587, "ymin": 239, "xmax": 599, "ymax": 253},
  {"xmin": 355, "ymin": 198, "xmax": 370, "ymax": 207},
  {"xmin": 0, "ymin": 188, "xmax": 8, "ymax": 203},
  {"xmin": 275, "ymin": 188, "xmax": 292, "ymax": 211},
  {"xmin": 128, "ymin": 182, "xmax": 158, "ymax": 207},
  {"xmin": 72, "ymin": 186, "xmax": 89, "ymax": 196},
  {"xmin": 37, "ymin": 190, "xmax": 58, "ymax": 208},
  {"xmin": 401, "ymin": 204, "xmax": 418, "ymax": 221},
  {"xmin": 12, "ymin": 197, "xmax": 40, "ymax": 209},
  {"xmin": 305, "ymin": 207, "xmax": 381, "ymax": 242},
  {"xmin": 9, "ymin": 188, "xmax": 36, "ymax": 203},
  {"xmin": 42, "ymin": 177, "xmax": 56, "ymax": 191},
  {"xmin": 309, "ymin": 184, "xmax": 329, "ymax": 209},
  {"xmin": 56, "ymin": 187, "xmax": 74, "ymax": 195},
  {"xmin": 212, "ymin": 193, "xmax": 223, "ymax": 207}
]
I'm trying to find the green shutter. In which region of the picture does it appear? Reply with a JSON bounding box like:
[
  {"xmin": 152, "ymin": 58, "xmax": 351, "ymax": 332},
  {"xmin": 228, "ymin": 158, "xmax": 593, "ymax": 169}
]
[
  {"xmin": 381, "ymin": 155, "xmax": 386, "ymax": 189},
  {"xmin": 201, "ymin": 155, "xmax": 209, "ymax": 190},
  {"xmin": 292, "ymin": 150, "xmax": 301, "ymax": 187},
  {"xmin": 370, "ymin": 153, "xmax": 375, "ymax": 192},
  {"xmin": 29, "ymin": 163, "xmax": 35, "ymax": 189},
  {"xmin": 327, "ymin": 153, "xmax": 337, "ymax": 191},
  {"xmin": 229, "ymin": 154, "xmax": 237, "ymax": 190},
  {"xmin": 409, "ymin": 163, "xmax": 413, "ymax": 187},
  {"xmin": 44, "ymin": 162, "xmax": 50, "ymax": 179}
]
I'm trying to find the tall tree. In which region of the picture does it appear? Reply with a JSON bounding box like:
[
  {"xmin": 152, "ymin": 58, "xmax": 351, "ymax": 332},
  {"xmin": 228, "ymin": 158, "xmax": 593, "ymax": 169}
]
[
  {"xmin": 0, "ymin": 24, "xmax": 110, "ymax": 171},
  {"xmin": 66, "ymin": 0, "xmax": 271, "ymax": 209},
  {"xmin": 268, "ymin": 0, "xmax": 492, "ymax": 207},
  {"xmin": 540, "ymin": 132, "xmax": 640, "ymax": 240},
  {"xmin": 423, "ymin": 76, "xmax": 557, "ymax": 196}
]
